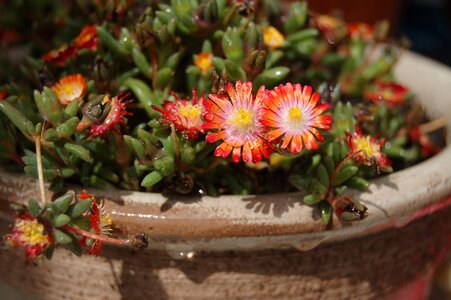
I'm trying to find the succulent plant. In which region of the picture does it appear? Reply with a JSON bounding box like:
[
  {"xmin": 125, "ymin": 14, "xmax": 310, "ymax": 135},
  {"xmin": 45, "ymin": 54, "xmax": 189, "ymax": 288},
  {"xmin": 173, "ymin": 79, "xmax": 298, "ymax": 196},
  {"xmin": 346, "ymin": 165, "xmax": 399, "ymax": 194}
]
[{"xmin": 0, "ymin": 0, "xmax": 446, "ymax": 261}]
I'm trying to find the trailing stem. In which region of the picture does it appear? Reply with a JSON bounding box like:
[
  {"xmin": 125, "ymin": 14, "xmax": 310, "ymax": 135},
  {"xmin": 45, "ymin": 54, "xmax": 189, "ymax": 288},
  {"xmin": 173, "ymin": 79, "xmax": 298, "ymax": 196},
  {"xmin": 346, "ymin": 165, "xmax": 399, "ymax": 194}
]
[{"xmin": 63, "ymin": 225, "xmax": 148, "ymax": 249}]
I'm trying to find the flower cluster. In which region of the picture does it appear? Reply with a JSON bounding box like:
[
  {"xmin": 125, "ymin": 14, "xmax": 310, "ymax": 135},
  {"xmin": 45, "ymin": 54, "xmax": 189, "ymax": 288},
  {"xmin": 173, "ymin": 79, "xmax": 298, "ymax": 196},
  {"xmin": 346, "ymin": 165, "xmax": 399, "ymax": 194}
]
[{"xmin": 154, "ymin": 81, "xmax": 333, "ymax": 163}]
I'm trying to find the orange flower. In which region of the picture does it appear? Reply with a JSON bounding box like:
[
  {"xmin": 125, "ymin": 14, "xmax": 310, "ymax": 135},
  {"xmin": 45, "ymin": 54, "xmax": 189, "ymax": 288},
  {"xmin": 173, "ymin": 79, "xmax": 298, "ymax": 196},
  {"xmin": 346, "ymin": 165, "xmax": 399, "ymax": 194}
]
[
  {"xmin": 203, "ymin": 81, "xmax": 273, "ymax": 163},
  {"xmin": 262, "ymin": 26, "xmax": 285, "ymax": 49},
  {"xmin": 347, "ymin": 23, "xmax": 374, "ymax": 41},
  {"xmin": 152, "ymin": 89, "xmax": 205, "ymax": 139},
  {"xmin": 52, "ymin": 74, "xmax": 87, "ymax": 106},
  {"xmin": 346, "ymin": 126, "xmax": 392, "ymax": 173},
  {"xmin": 194, "ymin": 52, "xmax": 213, "ymax": 74},
  {"xmin": 42, "ymin": 44, "xmax": 77, "ymax": 66},
  {"xmin": 261, "ymin": 83, "xmax": 332, "ymax": 154},
  {"xmin": 364, "ymin": 81, "xmax": 408, "ymax": 107},
  {"xmin": 74, "ymin": 24, "xmax": 98, "ymax": 51},
  {"xmin": 3, "ymin": 213, "xmax": 53, "ymax": 262}
]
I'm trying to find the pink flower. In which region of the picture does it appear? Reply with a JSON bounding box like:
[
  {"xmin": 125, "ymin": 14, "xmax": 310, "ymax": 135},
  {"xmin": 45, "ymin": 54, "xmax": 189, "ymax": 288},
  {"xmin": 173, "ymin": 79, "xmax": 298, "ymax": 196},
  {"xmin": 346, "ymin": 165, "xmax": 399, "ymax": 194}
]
[
  {"xmin": 261, "ymin": 83, "xmax": 332, "ymax": 154},
  {"xmin": 203, "ymin": 81, "xmax": 273, "ymax": 163}
]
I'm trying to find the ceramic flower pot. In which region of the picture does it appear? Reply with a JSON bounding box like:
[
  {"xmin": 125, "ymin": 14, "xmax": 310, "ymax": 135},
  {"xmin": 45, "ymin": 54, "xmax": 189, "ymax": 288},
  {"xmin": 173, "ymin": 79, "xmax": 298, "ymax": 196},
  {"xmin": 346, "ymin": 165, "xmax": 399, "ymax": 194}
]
[{"xmin": 0, "ymin": 51, "xmax": 450, "ymax": 300}]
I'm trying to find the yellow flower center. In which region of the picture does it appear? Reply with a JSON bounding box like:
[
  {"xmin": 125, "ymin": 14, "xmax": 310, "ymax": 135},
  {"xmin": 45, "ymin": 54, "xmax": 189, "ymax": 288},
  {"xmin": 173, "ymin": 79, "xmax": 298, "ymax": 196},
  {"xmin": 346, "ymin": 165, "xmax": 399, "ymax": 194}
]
[
  {"xmin": 263, "ymin": 26, "xmax": 285, "ymax": 49},
  {"xmin": 354, "ymin": 136, "xmax": 374, "ymax": 157},
  {"xmin": 62, "ymin": 84, "xmax": 75, "ymax": 96},
  {"xmin": 289, "ymin": 107, "xmax": 302, "ymax": 121},
  {"xmin": 179, "ymin": 104, "xmax": 201, "ymax": 120},
  {"xmin": 231, "ymin": 108, "xmax": 254, "ymax": 131},
  {"xmin": 16, "ymin": 219, "xmax": 49, "ymax": 245},
  {"xmin": 194, "ymin": 52, "xmax": 213, "ymax": 74}
]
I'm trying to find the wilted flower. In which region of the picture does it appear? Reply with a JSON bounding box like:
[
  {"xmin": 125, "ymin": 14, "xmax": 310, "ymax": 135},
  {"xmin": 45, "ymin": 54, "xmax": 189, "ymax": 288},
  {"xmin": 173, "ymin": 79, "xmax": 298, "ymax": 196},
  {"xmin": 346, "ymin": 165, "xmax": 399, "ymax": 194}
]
[
  {"xmin": 315, "ymin": 14, "xmax": 348, "ymax": 43},
  {"xmin": 74, "ymin": 24, "xmax": 98, "ymax": 51},
  {"xmin": 42, "ymin": 44, "xmax": 77, "ymax": 66},
  {"xmin": 331, "ymin": 195, "xmax": 368, "ymax": 221},
  {"xmin": 153, "ymin": 89, "xmax": 205, "ymax": 139},
  {"xmin": 51, "ymin": 74, "xmax": 87, "ymax": 106},
  {"xmin": 194, "ymin": 52, "xmax": 213, "ymax": 75},
  {"xmin": 3, "ymin": 213, "xmax": 52, "ymax": 261},
  {"xmin": 203, "ymin": 81, "xmax": 273, "ymax": 163},
  {"xmin": 86, "ymin": 93, "xmax": 133, "ymax": 138},
  {"xmin": 364, "ymin": 81, "xmax": 408, "ymax": 107},
  {"xmin": 262, "ymin": 26, "xmax": 285, "ymax": 49},
  {"xmin": 262, "ymin": 83, "xmax": 332, "ymax": 154},
  {"xmin": 346, "ymin": 126, "xmax": 392, "ymax": 173}
]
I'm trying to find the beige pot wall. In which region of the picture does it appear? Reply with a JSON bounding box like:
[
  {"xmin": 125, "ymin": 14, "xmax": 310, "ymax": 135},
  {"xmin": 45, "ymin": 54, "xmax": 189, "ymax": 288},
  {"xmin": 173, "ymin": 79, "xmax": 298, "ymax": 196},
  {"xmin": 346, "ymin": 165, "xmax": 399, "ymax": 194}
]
[{"xmin": 0, "ymin": 51, "xmax": 450, "ymax": 299}]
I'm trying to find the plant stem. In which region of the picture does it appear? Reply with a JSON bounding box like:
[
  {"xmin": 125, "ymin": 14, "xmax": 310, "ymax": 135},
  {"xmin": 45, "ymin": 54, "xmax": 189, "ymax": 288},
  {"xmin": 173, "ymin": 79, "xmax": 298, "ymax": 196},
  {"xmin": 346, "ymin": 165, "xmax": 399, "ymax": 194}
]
[
  {"xmin": 35, "ymin": 135, "xmax": 47, "ymax": 206},
  {"xmin": 329, "ymin": 150, "xmax": 362, "ymax": 185},
  {"xmin": 170, "ymin": 123, "xmax": 181, "ymax": 170},
  {"xmin": 63, "ymin": 225, "xmax": 147, "ymax": 249},
  {"xmin": 419, "ymin": 116, "xmax": 448, "ymax": 135}
]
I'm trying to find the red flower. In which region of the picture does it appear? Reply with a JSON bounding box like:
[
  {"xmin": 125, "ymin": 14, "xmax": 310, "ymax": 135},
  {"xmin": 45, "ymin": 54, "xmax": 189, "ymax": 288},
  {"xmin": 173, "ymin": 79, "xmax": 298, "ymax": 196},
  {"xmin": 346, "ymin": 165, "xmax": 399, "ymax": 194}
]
[
  {"xmin": 346, "ymin": 126, "xmax": 392, "ymax": 173},
  {"xmin": 74, "ymin": 25, "xmax": 98, "ymax": 51},
  {"xmin": 203, "ymin": 81, "xmax": 273, "ymax": 163},
  {"xmin": 364, "ymin": 81, "xmax": 408, "ymax": 107},
  {"xmin": 51, "ymin": 74, "xmax": 87, "ymax": 106},
  {"xmin": 0, "ymin": 90, "xmax": 7, "ymax": 100},
  {"xmin": 86, "ymin": 93, "xmax": 133, "ymax": 138},
  {"xmin": 262, "ymin": 83, "xmax": 332, "ymax": 154},
  {"xmin": 3, "ymin": 213, "xmax": 53, "ymax": 262},
  {"xmin": 42, "ymin": 44, "xmax": 78, "ymax": 66},
  {"xmin": 152, "ymin": 89, "xmax": 205, "ymax": 139},
  {"xmin": 77, "ymin": 190, "xmax": 112, "ymax": 256}
]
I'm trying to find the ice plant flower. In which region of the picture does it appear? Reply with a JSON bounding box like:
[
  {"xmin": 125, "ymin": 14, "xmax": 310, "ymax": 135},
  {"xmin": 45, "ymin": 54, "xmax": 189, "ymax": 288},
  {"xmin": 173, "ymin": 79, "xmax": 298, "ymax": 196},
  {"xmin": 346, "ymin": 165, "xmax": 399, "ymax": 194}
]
[
  {"xmin": 262, "ymin": 26, "xmax": 285, "ymax": 49},
  {"xmin": 203, "ymin": 81, "xmax": 273, "ymax": 163},
  {"xmin": 42, "ymin": 44, "xmax": 77, "ymax": 66},
  {"xmin": 364, "ymin": 81, "xmax": 408, "ymax": 107},
  {"xmin": 261, "ymin": 83, "xmax": 332, "ymax": 154},
  {"xmin": 51, "ymin": 74, "xmax": 87, "ymax": 106},
  {"xmin": 77, "ymin": 190, "xmax": 113, "ymax": 256},
  {"xmin": 346, "ymin": 126, "xmax": 392, "ymax": 173},
  {"xmin": 194, "ymin": 52, "xmax": 213, "ymax": 75},
  {"xmin": 153, "ymin": 89, "xmax": 205, "ymax": 139},
  {"xmin": 3, "ymin": 213, "xmax": 52, "ymax": 261},
  {"xmin": 348, "ymin": 23, "xmax": 374, "ymax": 41},
  {"xmin": 74, "ymin": 24, "xmax": 98, "ymax": 51},
  {"xmin": 87, "ymin": 93, "xmax": 133, "ymax": 138}
]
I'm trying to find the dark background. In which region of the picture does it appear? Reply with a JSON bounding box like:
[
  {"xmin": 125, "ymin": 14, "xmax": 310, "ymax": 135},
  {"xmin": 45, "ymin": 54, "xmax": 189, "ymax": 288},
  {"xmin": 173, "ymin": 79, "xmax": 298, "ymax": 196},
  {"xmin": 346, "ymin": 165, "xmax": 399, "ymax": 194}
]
[{"xmin": 310, "ymin": 0, "xmax": 451, "ymax": 66}]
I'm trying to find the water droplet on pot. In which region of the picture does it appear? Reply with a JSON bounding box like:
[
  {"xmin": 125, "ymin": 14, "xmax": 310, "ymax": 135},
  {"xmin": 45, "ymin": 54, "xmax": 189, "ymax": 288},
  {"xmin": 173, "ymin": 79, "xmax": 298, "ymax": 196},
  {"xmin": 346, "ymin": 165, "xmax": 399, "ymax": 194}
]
[{"xmin": 165, "ymin": 245, "xmax": 196, "ymax": 260}]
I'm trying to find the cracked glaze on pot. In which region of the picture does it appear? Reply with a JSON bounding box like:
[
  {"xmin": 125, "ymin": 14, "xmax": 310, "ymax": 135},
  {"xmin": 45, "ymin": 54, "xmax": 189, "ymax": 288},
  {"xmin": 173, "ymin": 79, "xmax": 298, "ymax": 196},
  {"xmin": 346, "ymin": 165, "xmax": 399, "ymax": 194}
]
[{"xmin": 0, "ymin": 51, "xmax": 450, "ymax": 254}]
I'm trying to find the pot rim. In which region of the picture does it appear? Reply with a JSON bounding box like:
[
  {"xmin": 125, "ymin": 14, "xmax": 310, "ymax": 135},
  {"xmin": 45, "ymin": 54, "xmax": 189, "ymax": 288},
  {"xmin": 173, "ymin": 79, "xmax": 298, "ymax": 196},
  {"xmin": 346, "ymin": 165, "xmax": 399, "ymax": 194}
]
[{"xmin": 0, "ymin": 51, "xmax": 450, "ymax": 252}]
